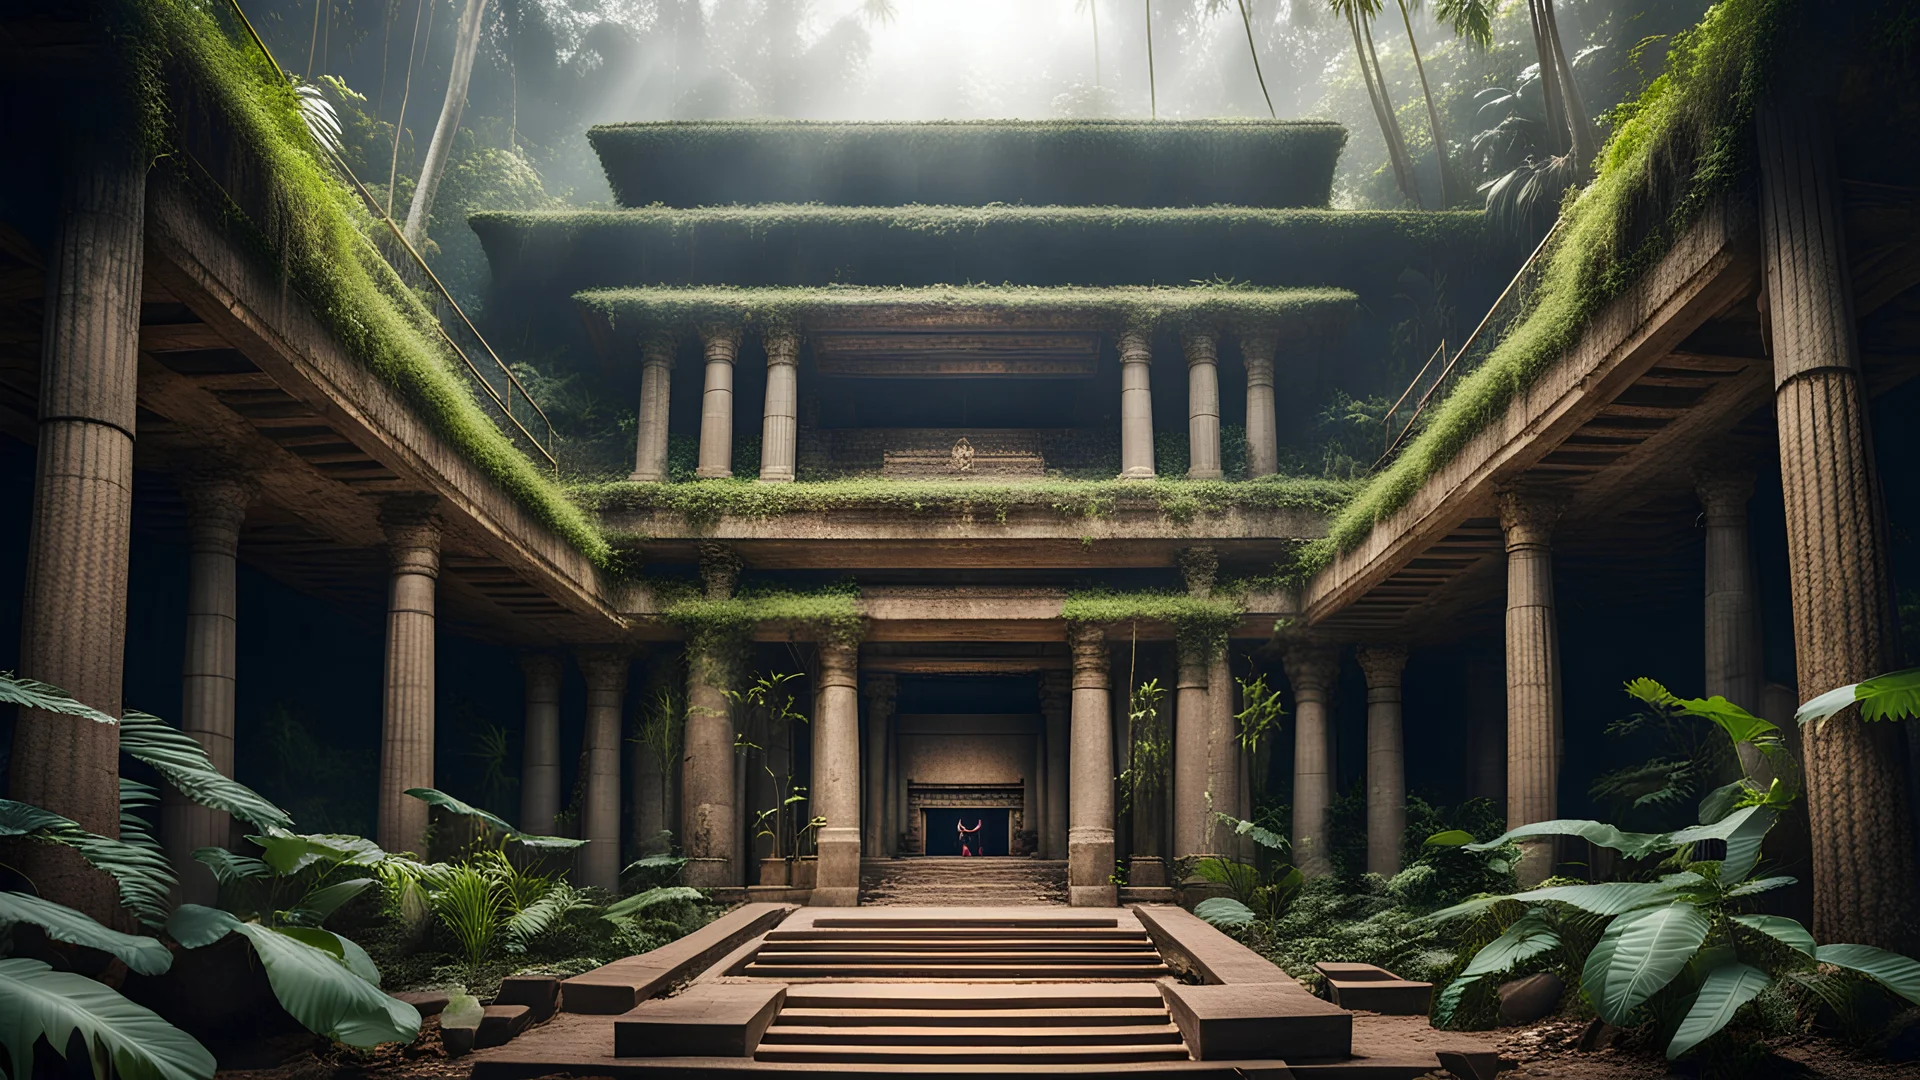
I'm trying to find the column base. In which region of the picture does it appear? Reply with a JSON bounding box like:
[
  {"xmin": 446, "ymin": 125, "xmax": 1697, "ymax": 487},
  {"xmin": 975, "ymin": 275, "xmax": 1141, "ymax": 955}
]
[
  {"xmin": 757, "ymin": 470, "xmax": 794, "ymax": 483},
  {"xmin": 1186, "ymin": 468, "xmax": 1223, "ymax": 480},
  {"xmin": 1118, "ymin": 468, "xmax": 1155, "ymax": 481},
  {"xmin": 1067, "ymin": 827, "xmax": 1115, "ymax": 897},
  {"xmin": 628, "ymin": 470, "xmax": 666, "ymax": 483},
  {"xmin": 1128, "ymin": 855, "xmax": 1167, "ymax": 888},
  {"xmin": 1070, "ymin": 884, "xmax": 1118, "ymax": 907},
  {"xmin": 809, "ymin": 887, "xmax": 860, "ymax": 907},
  {"xmin": 684, "ymin": 857, "xmax": 734, "ymax": 888},
  {"xmin": 693, "ymin": 467, "xmax": 733, "ymax": 480},
  {"xmin": 815, "ymin": 828, "xmax": 862, "ymax": 905}
]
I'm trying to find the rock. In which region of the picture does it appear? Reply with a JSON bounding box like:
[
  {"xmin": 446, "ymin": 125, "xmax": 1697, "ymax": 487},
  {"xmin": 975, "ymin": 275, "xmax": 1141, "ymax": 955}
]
[
  {"xmin": 494, "ymin": 976, "xmax": 560, "ymax": 1022},
  {"xmin": 1436, "ymin": 1049, "xmax": 1515, "ymax": 1080},
  {"xmin": 1496, "ymin": 973, "xmax": 1565, "ymax": 1026},
  {"xmin": 475, "ymin": 1004, "xmax": 533, "ymax": 1048},
  {"xmin": 440, "ymin": 1024, "xmax": 475, "ymax": 1057}
]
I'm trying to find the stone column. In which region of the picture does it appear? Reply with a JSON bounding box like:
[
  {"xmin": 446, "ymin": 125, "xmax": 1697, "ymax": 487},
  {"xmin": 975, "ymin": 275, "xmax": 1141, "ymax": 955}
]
[
  {"xmin": 695, "ymin": 326, "xmax": 740, "ymax": 479},
  {"xmin": 863, "ymin": 675, "xmax": 896, "ymax": 858},
  {"xmin": 760, "ymin": 330, "xmax": 800, "ymax": 483},
  {"xmin": 163, "ymin": 474, "xmax": 252, "ymax": 906},
  {"xmin": 577, "ymin": 651, "xmax": 628, "ymax": 891},
  {"xmin": 377, "ymin": 498, "xmax": 440, "ymax": 857},
  {"xmin": 1042, "ymin": 672, "xmax": 1070, "ymax": 861},
  {"xmin": 1184, "ymin": 330, "xmax": 1223, "ymax": 479},
  {"xmin": 1283, "ymin": 644, "xmax": 1340, "ymax": 878},
  {"xmin": 813, "ymin": 641, "xmax": 862, "ymax": 906},
  {"xmin": 11, "ymin": 124, "xmax": 145, "ymax": 920},
  {"xmin": 1699, "ymin": 472, "xmax": 1767, "ymax": 782},
  {"xmin": 1357, "ymin": 645, "xmax": 1408, "ymax": 879},
  {"xmin": 1759, "ymin": 102, "xmax": 1915, "ymax": 946},
  {"xmin": 1205, "ymin": 650, "xmax": 1239, "ymax": 855},
  {"xmin": 1068, "ymin": 625, "xmax": 1117, "ymax": 906},
  {"xmin": 1117, "ymin": 330, "xmax": 1155, "ymax": 479},
  {"xmin": 1172, "ymin": 641, "xmax": 1213, "ymax": 861},
  {"xmin": 683, "ymin": 545, "xmax": 741, "ymax": 887},
  {"xmin": 518, "ymin": 654, "xmax": 564, "ymax": 836},
  {"xmin": 1242, "ymin": 334, "xmax": 1279, "ymax": 478},
  {"xmin": 629, "ymin": 337, "xmax": 674, "ymax": 482},
  {"xmin": 1499, "ymin": 488, "xmax": 1566, "ymax": 887}
]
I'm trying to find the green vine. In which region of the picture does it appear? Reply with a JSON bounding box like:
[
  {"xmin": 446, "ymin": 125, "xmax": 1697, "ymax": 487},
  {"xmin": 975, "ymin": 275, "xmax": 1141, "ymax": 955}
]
[
  {"xmin": 659, "ymin": 580, "xmax": 866, "ymax": 651},
  {"xmin": 1061, "ymin": 588, "xmax": 1244, "ymax": 660}
]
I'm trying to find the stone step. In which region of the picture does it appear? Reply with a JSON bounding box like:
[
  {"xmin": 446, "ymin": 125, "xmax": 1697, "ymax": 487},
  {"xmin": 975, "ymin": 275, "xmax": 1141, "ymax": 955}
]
[
  {"xmin": 761, "ymin": 1024, "xmax": 1184, "ymax": 1047},
  {"xmin": 766, "ymin": 928, "xmax": 1147, "ymax": 942},
  {"xmin": 774, "ymin": 1007, "xmax": 1172, "ymax": 1027},
  {"xmin": 754, "ymin": 1042, "xmax": 1193, "ymax": 1065},
  {"xmin": 757, "ymin": 938, "xmax": 1154, "ymax": 952},
  {"xmin": 752, "ymin": 949, "xmax": 1166, "ymax": 966},
  {"xmin": 782, "ymin": 982, "xmax": 1167, "ymax": 1011},
  {"xmin": 743, "ymin": 961, "xmax": 1173, "ymax": 980},
  {"xmin": 810, "ymin": 916, "xmax": 1114, "ymax": 929}
]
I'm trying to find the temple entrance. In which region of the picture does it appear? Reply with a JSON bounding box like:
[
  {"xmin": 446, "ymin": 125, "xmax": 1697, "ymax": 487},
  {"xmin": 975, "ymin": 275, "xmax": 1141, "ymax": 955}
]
[{"xmin": 921, "ymin": 807, "xmax": 1012, "ymax": 856}]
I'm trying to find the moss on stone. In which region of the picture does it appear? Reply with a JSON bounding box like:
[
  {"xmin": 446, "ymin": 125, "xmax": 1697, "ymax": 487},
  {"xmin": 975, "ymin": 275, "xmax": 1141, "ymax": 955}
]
[
  {"xmin": 575, "ymin": 284, "xmax": 1356, "ymax": 336},
  {"xmin": 656, "ymin": 580, "xmax": 866, "ymax": 649},
  {"xmin": 1062, "ymin": 588, "xmax": 1245, "ymax": 657},
  {"xmin": 1325, "ymin": 0, "xmax": 1792, "ymax": 554}
]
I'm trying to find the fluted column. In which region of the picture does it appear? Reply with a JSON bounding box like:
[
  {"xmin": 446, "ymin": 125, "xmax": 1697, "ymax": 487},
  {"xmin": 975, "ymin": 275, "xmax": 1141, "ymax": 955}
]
[
  {"xmin": 695, "ymin": 326, "xmax": 740, "ymax": 479},
  {"xmin": 760, "ymin": 330, "xmax": 799, "ymax": 483},
  {"xmin": 862, "ymin": 675, "xmax": 896, "ymax": 858},
  {"xmin": 1242, "ymin": 334, "xmax": 1279, "ymax": 478},
  {"xmin": 377, "ymin": 498, "xmax": 440, "ymax": 857},
  {"xmin": 578, "ymin": 651, "xmax": 628, "ymax": 891},
  {"xmin": 683, "ymin": 545, "xmax": 741, "ymax": 887},
  {"xmin": 1759, "ymin": 102, "xmax": 1914, "ymax": 946},
  {"xmin": 1172, "ymin": 641, "xmax": 1213, "ymax": 862},
  {"xmin": 11, "ymin": 124, "xmax": 145, "ymax": 920},
  {"xmin": 1357, "ymin": 645, "xmax": 1408, "ymax": 879},
  {"xmin": 1283, "ymin": 644, "xmax": 1339, "ymax": 877},
  {"xmin": 1041, "ymin": 672, "xmax": 1070, "ymax": 861},
  {"xmin": 813, "ymin": 641, "xmax": 862, "ymax": 906},
  {"xmin": 1500, "ymin": 488, "xmax": 1565, "ymax": 887},
  {"xmin": 1205, "ymin": 650, "xmax": 1239, "ymax": 855},
  {"xmin": 164, "ymin": 475, "xmax": 252, "ymax": 905},
  {"xmin": 1699, "ymin": 472, "xmax": 1764, "ymax": 745},
  {"xmin": 629, "ymin": 337, "xmax": 674, "ymax": 482},
  {"xmin": 518, "ymin": 654, "xmax": 563, "ymax": 835},
  {"xmin": 1068, "ymin": 625, "xmax": 1116, "ymax": 907},
  {"xmin": 1118, "ymin": 330, "xmax": 1155, "ymax": 479},
  {"xmin": 1184, "ymin": 330, "xmax": 1222, "ymax": 479}
]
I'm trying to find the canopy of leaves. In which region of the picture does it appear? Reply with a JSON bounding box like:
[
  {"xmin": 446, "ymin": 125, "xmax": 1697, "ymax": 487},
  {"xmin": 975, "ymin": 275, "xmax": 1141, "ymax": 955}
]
[{"xmin": 0, "ymin": 958, "xmax": 215, "ymax": 1080}]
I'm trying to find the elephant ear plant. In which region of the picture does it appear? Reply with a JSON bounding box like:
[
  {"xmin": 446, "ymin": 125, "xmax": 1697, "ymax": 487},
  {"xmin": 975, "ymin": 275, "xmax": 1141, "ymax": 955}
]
[
  {"xmin": 0, "ymin": 672, "xmax": 423, "ymax": 1080},
  {"xmin": 1425, "ymin": 678, "xmax": 1920, "ymax": 1060}
]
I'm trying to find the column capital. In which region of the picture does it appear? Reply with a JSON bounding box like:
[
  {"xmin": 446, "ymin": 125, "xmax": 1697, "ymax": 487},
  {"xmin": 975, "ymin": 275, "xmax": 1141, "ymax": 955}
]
[
  {"xmin": 1240, "ymin": 333, "xmax": 1277, "ymax": 379},
  {"xmin": 1117, "ymin": 328, "xmax": 1152, "ymax": 364},
  {"xmin": 181, "ymin": 471, "xmax": 254, "ymax": 538},
  {"xmin": 1067, "ymin": 624, "xmax": 1110, "ymax": 685},
  {"xmin": 1356, "ymin": 644, "xmax": 1409, "ymax": 689},
  {"xmin": 379, "ymin": 495, "xmax": 441, "ymax": 576},
  {"xmin": 1497, "ymin": 487, "xmax": 1567, "ymax": 550},
  {"xmin": 1179, "ymin": 546, "xmax": 1218, "ymax": 598},
  {"xmin": 640, "ymin": 334, "xmax": 675, "ymax": 370},
  {"xmin": 764, "ymin": 329, "xmax": 800, "ymax": 367},
  {"xmin": 1176, "ymin": 641, "xmax": 1211, "ymax": 686},
  {"xmin": 863, "ymin": 673, "xmax": 898, "ymax": 712},
  {"xmin": 518, "ymin": 651, "xmax": 564, "ymax": 688},
  {"xmin": 699, "ymin": 542, "xmax": 741, "ymax": 600},
  {"xmin": 576, "ymin": 649, "xmax": 631, "ymax": 693},
  {"xmin": 1182, "ymin": 330, "xmax": 1219, "ymax": 366},
  {"xmin": 700, "ymin": 324, "xmax": 741, "ymax": 359},
  {"xmin": 1282, "ymin": 643, "xmax": 1340, "ymax": 698},
  {"xmin": 1694, "ymin": 470, "xmax": 1756, "ymax": 523},
  {"xmin": 817, "ymin": 641, "xmax": 858, "ymax": 689}
]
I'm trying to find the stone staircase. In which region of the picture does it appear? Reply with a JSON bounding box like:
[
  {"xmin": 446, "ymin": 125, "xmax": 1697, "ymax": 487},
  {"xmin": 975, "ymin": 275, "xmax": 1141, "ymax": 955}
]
[
  {"xmin": 738, "ymin": 913, "xmax": 1171, "ymax": 981},
  {"xmin": 859, "ymin": 857, "xmax": 1068, "ymax": 906}
]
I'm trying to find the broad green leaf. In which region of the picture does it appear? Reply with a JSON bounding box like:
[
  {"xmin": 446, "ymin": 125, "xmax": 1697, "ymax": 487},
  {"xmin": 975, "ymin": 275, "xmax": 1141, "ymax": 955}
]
[
  {"xmin": 1511, "ymin": 879, "xmax": 1692, "ymax": 916},
  {"xmin": 1435, "ymin": 973, "xmax": 1476, "ymax": 1026},
  {"xmin": 248, "ymin": 832, "xmax": 387, "ymax": 875},
  {"xmin": 623, "ymin": 854, "xmax": 689, "ymax": 872},
  {"xmin": 1668, "ymin": 961, "xmax": 1771, "ymax": 1059},
  {"xmin": 0, "ymin": 673, "xmax": 119, "ymax": 727},
  {"xmin": 1665, "ymin": 696, "xmax": 1778, "ymax": 746},
  {"xmin": 1624, "ymin": 677, "xmax": 1677, "ymax": 709},
  {"xmin": 0, "ymin": 957, "xmax": 215, "ymax": 1080},
  {"xmin": 1193, "ymin": 896, "xmax": 1256, "ymax": 928},
  {"xmin": 1459, "ymin": 911, "xmax": 1560, "ymax": 979},
  {"xmin": 1816, "ymin": 944, "xmax": 1920, "ymax": 1005},
  {"xmin": 0, "ymin": 799, "xmax": 175, "ymax": 926},
  {"xmin": 1588, "ymin": 904, "xmax": 1712, "ymax": 1024},
  {"xmin": 504, "ymin": 883, "xmax": 593, "ymax": 953},
  {"xmin": 1727, "ymin": 875, "xmax": 1796, "ymax": 898},
  {"xmin": 512, "ymin": 833, "xmax": 588, "ymax": 852},
  {"xmin": 404, "ymin": 788, "xmax": 513, "ymax": 834},
  {"xmin": 1731, "ymin": 914, "xmax": 1815, "ymax": 958},
  {"xmin": 1425, "ymin": 829, "xmax": 1476, "ymax": 847},
  {"xmin": 1669, "ymin": 807, "xmax": 1777, "ymax": 884},
  {"xmin": 0, "ymin": 892, "xmax": 172, "ymax": 976},
  {"xmin": 169, "ymin": 908, "xmax": 415, "ymax": 1046},
  {"xmin": 1419, "ymin": 893, "xmax": 1508, "ymax": 924},
  {"xmin": 1466, "ymin": 819, "xmax": 1666, "ymax": 858},
  {"xmin": 335, "ymin": 933, "xmax": 382, "ymax": 987},
  {"xmin": 193, "ymin": 847, "xmax": 271, "ymax": 883},
  {"xmin": 1697, "ymin": 780, "xmax": 1746, "ymax": 826},
  {"xmin": 275, "ymin": 925, "xmax": 345, "ymax": 960},
  {"xmin": 603, "ymin": 886, "xmax": 703, "ymax": 920},
  {"xmin": 118, "ymin": 711, "xmax": 293, "ymax": 831},
  {"xmin": 291, "ymin": 878, "xmax": 376, "ymax": 923},
  {"xmin": 1220, "ymin": 813, "xmax": 1289, "ymax": 852},
  {"xmin": 165, "ymin": 904, "xmax": 241, "ymax": 949},
  {"xmin": 1795, "ymin": 683, "xmax": 1858, "ymax": 726},
  {"xmin": 1856, "ymin": 668, "xmax": 1920, "ymax": 722}
]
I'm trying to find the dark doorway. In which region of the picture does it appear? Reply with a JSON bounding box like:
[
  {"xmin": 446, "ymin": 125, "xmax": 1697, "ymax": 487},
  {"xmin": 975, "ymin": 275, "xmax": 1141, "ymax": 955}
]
[{"xmin": 922, "ymin": 807, "xmax": 1011, "ymax": 856}]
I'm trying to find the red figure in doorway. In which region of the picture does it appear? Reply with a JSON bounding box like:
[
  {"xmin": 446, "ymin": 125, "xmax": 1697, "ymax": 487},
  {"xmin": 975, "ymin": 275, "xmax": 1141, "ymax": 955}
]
[{"xmin": 957, "ymin": 818, "xmax": 983, "ymax": 856}]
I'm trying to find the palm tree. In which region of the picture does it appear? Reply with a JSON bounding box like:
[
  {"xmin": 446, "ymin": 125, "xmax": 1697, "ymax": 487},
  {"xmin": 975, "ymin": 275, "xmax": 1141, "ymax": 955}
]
[{"xmin": 1333, "ymin": 0, "xmax": 1421, "ymax": 207}]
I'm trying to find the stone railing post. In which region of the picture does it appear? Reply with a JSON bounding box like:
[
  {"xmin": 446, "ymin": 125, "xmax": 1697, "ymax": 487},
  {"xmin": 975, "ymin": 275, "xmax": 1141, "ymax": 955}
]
[
  {"xmin": 578, "ymin": 651, "xmax": 629, "ymax": 891},
  {"xmin": 1499, "ymin": 487, "xmax": 1566, "ymax": 886},
  {"xmin": 862, "ymin": 675, "xmax": 896, "ymax": 858},
  {"xmin": 1283, "ymin": 643, "xmax": 1340, "ymax": 877},
  {"xmin": 695, "ymin": 325, "xmax": 740, "ymax": 479},
  {"xmin": 1118, "ymin": 329, "xmax": 1155, "ymax": 479},
  {"xmin": 1184, "ymin": 330, "xmax": 1222, "ymax": 479},
  {"xmin": 813, "ymin": 641, "xmax": 862, "ymax": 906},
  {"xmin": 1357, "ymin": 645, "xmax": 1408, "ymax": 878},
  {"xmin": 377, "ymin": 497, "xmax": 440, "ymax": 857},
  {"xmin": 518, "ymin": 653, "xmax": 564, "ymax": 836},
  {"xmin": 12, "ymin": 122, "xmax": 146, "ymax": 920},
  {"xmin": 629, "ymin": 336, "xmax": 674, "ymax": 482},
  {"xmin": 1242, "ymin": 333, "xmax": 1279, "ymax": 478},
  {"xmin": 760, "ymin": 330, "xmax": 800, "ymax": 483},
  {"xmin": 164, "ymin": 473, "xmax": 253, "ymax": 906},
  {"xmin": 1759, "ymin": 101, "xmax": 1914, "ymax": 945},
  {"xmin": 1068, "ymin": 625, "xmax": 1117, "ymax": 906}
]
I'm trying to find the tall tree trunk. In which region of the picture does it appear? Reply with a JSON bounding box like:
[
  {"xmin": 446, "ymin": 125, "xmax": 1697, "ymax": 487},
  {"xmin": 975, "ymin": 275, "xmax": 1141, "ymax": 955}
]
[
  {"xmin": 404, "ymin": 0, "xmax": 488, "ymax": 248},
  {"xmin": 1145, "ymin": 0, "xmax": 1157, "ymax": 119},
  {"xmin": 1539, "ymin": 0, "xmax": 1595, "ymax": 168},
  {"xmin": 1347, "ymin": 9, "xmax": 1419, "ymax": 208},
  {"xmin": 1527, "ymin": 0, "xmax": 1567, "ymax": 157},
  {"xmin": 1396, "ymin": 0, "xmax": 1452, "ymax": 206},
  {"xmin": 1364, "ymin": 14, "xmax": 1423, "ymax": 208}
]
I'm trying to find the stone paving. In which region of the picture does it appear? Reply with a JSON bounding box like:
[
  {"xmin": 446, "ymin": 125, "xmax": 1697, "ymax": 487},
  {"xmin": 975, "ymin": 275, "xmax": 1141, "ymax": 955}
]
[{"xmin": 859, "ymin": 857, "xmax": 1068, "ymax": 907}]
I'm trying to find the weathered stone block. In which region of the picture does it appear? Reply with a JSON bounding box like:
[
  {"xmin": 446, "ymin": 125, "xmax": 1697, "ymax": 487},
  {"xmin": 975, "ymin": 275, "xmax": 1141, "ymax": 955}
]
[
  {"xmin": 1159, "ymin": 982, "xmax": 1352, "ymax": 1061},
  {"xmin": 1314, "ymin": 961, "xmax": 1434, "ymax": 1015},
  {"xmin": 493, "ymin": 975, "xmax": 559, "ymax": 1022},
  {"xmin": 474, "ymin": 1004, "xmax": 532, "ymax": 1048},
  {"xmin": 613, "ymin": 984, "xmax": 786, "ymax": 1058}
]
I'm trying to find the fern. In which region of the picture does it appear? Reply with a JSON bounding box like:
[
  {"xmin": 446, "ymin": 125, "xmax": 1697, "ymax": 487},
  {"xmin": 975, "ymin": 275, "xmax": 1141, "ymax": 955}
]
[{"xmin": 501, "ymin": 882, "xmax": 593, "ymax": 954}]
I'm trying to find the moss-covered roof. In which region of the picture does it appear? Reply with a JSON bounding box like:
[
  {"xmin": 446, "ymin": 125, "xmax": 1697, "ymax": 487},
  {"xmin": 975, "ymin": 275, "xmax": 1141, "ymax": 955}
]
[
  {"xmin": 586, "ymin": 120, "xmax": 1347, "ymax": 209},
  {"xmin": 573, "ymin": 284, "xmax": 1357, "ymax": 337},
  {"xmin": 472, "ymin": 205, "xmax": 1489, "ymax": 305}
]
